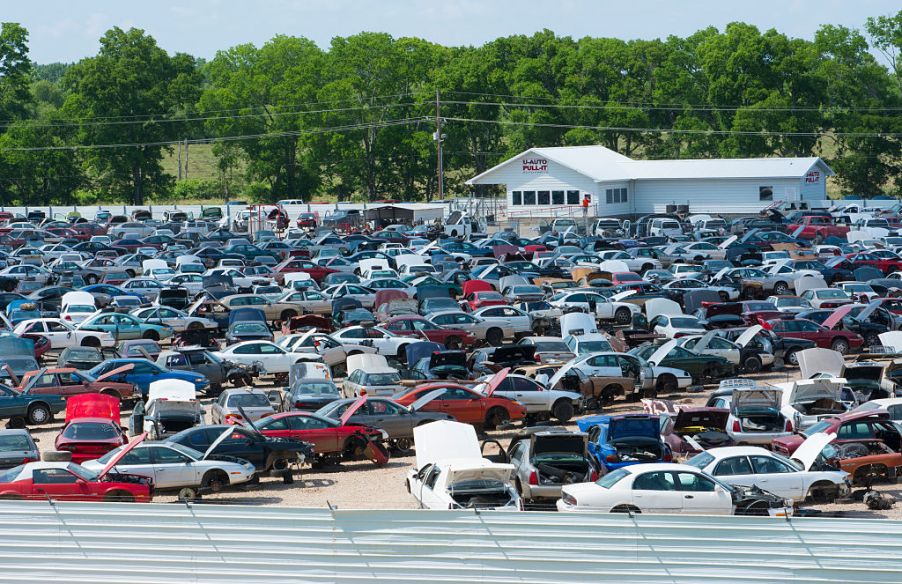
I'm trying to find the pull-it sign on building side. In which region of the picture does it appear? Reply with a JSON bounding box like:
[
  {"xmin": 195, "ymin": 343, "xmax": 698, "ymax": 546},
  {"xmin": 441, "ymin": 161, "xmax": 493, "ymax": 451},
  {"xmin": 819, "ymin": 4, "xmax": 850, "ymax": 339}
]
[{"xmin": 522, "ymin": 158, "xmax": 548, "ymax": 173}]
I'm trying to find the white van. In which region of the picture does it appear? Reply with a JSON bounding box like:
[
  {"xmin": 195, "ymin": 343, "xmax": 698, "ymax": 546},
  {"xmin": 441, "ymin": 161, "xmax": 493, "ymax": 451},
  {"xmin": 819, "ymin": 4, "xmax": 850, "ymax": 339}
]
[{"xmin": 648, "ymin": 218, "xmax": 683, "ymax": 238}]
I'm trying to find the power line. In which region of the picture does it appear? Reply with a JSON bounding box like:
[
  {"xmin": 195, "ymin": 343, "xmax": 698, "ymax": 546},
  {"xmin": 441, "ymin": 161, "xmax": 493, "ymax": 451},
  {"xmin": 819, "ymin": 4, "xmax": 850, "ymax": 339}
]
[{"xmin": 441, "ymin": 116, "xmax": 902, "ymax": 138}]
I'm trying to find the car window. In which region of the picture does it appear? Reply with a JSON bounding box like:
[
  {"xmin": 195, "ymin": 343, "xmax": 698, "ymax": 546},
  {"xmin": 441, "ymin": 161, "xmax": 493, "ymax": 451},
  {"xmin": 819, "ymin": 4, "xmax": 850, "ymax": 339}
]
[
  {"xmin": 33, "ymin": 468, "xmax": 79, "ymax": 484},
  {"xmin": 120, "ymin": 448, "xmax": 153, "ymax": 465},
  {"xmin": 511, "ymin": 377, "xmax": 539, "ymax": 392},
  {"xmin": 287, "ymin": 415, "xmax": 330, "ymax": 430},
  {"xmin": 750, "ymin": 455, "xmax": 792, "ymax": 474},
  {"xmin": 632, "ymin": 471, "xmax": 676, "ymax": 491},
  {"xmin": 714, "ymin": 456, "xmax": 753, "ymax": 476},
  {"xmin": 838, "ymin": 422, "xmax": 875, "ymax": 440},
  {"xmin": 675, "ymin": 472, "xmax": 717, "ymax": 492},
  {"xmin": 369, "ymin": 400, "xmax": 403, "ymax": 415}
]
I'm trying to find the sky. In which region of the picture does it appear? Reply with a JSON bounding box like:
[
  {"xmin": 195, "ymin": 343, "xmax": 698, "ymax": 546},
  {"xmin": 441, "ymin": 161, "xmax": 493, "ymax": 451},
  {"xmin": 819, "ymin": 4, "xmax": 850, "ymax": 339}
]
[{"xmin": 7, "ymin": 0, "xmax": 900, "ymax": 64}]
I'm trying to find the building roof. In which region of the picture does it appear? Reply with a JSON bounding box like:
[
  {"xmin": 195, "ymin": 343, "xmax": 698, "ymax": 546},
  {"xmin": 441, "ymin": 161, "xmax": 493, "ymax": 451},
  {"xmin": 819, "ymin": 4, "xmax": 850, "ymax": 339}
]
[{"xmin": 467, "ymin": 145, "xmax": 835, "ymax": 185}]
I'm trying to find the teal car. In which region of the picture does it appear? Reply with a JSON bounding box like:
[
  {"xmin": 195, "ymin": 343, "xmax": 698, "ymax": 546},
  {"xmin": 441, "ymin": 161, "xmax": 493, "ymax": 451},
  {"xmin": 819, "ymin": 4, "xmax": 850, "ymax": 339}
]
[
  {"xmin": 78, "ymin": 312, "xmax": 174, "ymax": 342},
  {"xmin": 0, "ymin": 385, "xmax": 66, "ymax": 425}
]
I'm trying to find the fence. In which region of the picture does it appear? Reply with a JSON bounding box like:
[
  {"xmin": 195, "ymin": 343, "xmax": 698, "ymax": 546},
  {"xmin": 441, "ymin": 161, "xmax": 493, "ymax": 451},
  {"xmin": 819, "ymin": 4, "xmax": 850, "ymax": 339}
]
[{"xmin": 3, "ymin": 500, "xmax": 901, "ymax": 583}]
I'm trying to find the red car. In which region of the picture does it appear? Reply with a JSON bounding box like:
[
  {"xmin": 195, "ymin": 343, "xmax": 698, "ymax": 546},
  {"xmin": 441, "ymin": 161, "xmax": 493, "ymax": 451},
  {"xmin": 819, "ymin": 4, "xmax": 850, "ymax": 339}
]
[
  {"xmin": 393, "ymin": 372, "xmax": 527, "ymax": 428},
  {"xmin": 766, "ymin": 318, "xmax": 864, "ymax": 354},
  {"xmin": 465, "ymin": 290, "xmax": 507, "ymax": 311},
  {"xmin": 296, "ymin": 212, "xmax": 318, "ymax": 229},
  {"xmin": 846, "ymin": 252, "xmax": 902, "ymax": 275},
  {"xmin": 740, "ymin": 301, "xmax": 784, "ymax": 325},
  {"xmin": 54, "ymin": 394, "xmax": 128, "ymax": 464},
  {"xmin": 252, "ymin": 400, "xmax": 388, "ymax": 466},
  {"xmin": 273, "ymin": 258, "xmax": 338, "ymax": 284},
  {"xmin": 382, "ymin": 315, "xmax": 478, "ymax": 349},
  {"xmin": 771, "ymin": 410, "xmax": 897, "ymax": 456}
]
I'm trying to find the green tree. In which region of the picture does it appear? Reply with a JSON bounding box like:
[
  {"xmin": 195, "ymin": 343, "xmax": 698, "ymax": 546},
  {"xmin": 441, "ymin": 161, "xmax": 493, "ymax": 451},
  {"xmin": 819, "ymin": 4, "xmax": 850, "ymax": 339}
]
[
  {"xmin": 62, "ymin": 27, "xmax": 202, "ymax": 204},
  {"xmin": 867, "ymin": 11, "xmax": 902, "ymax": 86},
  {"xmin": 0, "ymin": 23, "xmax": 32, "ymax": 124}
]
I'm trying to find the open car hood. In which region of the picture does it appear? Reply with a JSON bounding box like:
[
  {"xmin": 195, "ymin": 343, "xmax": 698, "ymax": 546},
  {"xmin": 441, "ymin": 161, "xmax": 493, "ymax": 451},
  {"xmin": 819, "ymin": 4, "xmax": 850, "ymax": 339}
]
[
  {"xmin": 787, "ymin": 378, "xmax": 843, "ymax": 405},
  {"xmin": 65, "ymin": 392, "xmax": 120, "ymax": 424},
  {"xmin": 559, "ymin": 313, "xmax": 598, "ymax": 336},
  {"xmin": 414, "ymin": 420, "xmax": 482, "ymax": 469},
  {"xmin": 204, "ymin": 427, "xmax": 243, "ymax": 460},
  {"xmin": 645, "ymin": 298, "xmax": 682, "ymax": 321},
  {"xmin": 94, "ymin": 363, "xmax": 135, "ymax": 383},
  {"xmin": 854, "ymin": 300, "xmax": 882, "ymax": 324},
  {"xmin": 735, "ymin": 325, "xmax": 763, "ymax": 348},
  {"xmin": 692, "ymin": 330, "xmax": 718, "ymax": 352},
  {"xmin": 97, "ymin": 432, "xmax": 146, "ymax": 479},
  {"xmin": 791, "ymin": 432, "xmax": 836, "ymax": 472},
  {"xmin": 147, "ymin": 379, "xmax": 196, "ymax": 403},
  {"xmin": 339, "ymin": 396, "xmax": 368, "ymax": 426},
  {"xmin": 483, "ymin": 367, "xmax": 510, "ymax": 397},
  {"xmin": 793, "ymin": 276, "xmax": 828, "ymax": 296},
  {"xmin": 609, "ymin": 416, "xmax": 660, "ymax": 440},
  {"xmin": 879, "ymin": 331, "xmax": 902, "ymax": 353},
  {"xmin": 647, "ymin": 339, "xmax": 677, "ymax": 367},
  {"xmin": 797, "ymin": 348, "xmax": 844, "ymax": 379},
  {"xmin": 532, "ymin": 432, "xmax": 588, "ymax": 455},
  {"xmin": 610, "ymin": 290, "xmax": 637, "ymax": 302},
  {"xmin": 822, "ymin": 305, "xmax": 854, "ymax": 331}
]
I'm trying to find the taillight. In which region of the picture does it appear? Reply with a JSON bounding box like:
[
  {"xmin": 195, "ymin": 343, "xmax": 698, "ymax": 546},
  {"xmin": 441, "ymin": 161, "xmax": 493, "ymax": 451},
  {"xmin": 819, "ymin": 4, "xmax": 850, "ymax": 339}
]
[
  {"xmin": 663, "ymin": 450, "xmax": 673, "ymax": 462},
  {"xmin": 732, "ymin": 420, "xmax": 741, "ymax": 433},
  {"xmin": 589, "ymin": 471, "xmax": 598, "ymax": 482},
  {"xmin": 528, "ymin": 471, "xmax": 538, "ymax": 485},
  {"xmin": 605, "ymin": 454, "xmax": 619, "ymax": 463},
  {"xmin": 785, "ymin": 419, "xmax": 793, "ymax": 432},
  {"xmin": 562, "ymin": 492, "xmax": 577, "ymax": 506},
  {"xmin": 673, "ymin": 332, "xmax": 686, "ymax": 338},
  {"xmin": 534, "ymin": 353, "xmax": 541, "ymax": 362},
  {"xmin": 64, "ymin": 315, "xmax": 71, "ymax": 321}
]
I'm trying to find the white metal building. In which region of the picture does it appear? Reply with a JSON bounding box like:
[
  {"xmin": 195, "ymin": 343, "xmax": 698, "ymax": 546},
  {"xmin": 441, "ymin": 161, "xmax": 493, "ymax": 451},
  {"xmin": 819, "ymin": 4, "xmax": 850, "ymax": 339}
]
[{"xmin": 467, "ymin": 145, "xmax": 835, "ymax": 217}]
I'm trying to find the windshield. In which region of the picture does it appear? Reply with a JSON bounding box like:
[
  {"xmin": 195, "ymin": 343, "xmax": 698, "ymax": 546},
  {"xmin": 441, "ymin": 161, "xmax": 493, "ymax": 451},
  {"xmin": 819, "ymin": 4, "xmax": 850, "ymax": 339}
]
[
  {"xmin": 801, "ymin": 420, "xmax": 833, "ymax": 438},
  {"xmin": 448, "ymin": 479, "xmax": 508, "ymax": 492},
  {"xmin": 233, "ymin": 323, "xmax": 270, "ymax": 333},
  {"xmin": 0, "ymin": 465, "xmax": 23, "ymax": 483},
  {"xmin": 363, "ymin": 373, "xmax": 401, "ymax": 385},
  {"xmin": 595, "ymin": 468, "xmax": 629, "ymax": 489},
  {"xmin": 292, "ymin": 382, "xmax": 338, "ymax": 395},
  {"xmin": 532, "ymin": 341, "xmax": 569, "ymax": 352},
  {"xmin": 226, "ymin": 393, "xmax": 270, "ymax": 407},
  {"xmin": 685, "ymin": 452, "xmax": 715, "ymax": 470},
  {"xmin": 66, "ymin": 305, "xmax": 95, "ymax": 313},
  {"xmin": 817, "ymin": 290, "xmax": 848, "ymax": 299},
  {"xmin": 578, "ymin": 340, "xmax": 613, "ymax": 353}
]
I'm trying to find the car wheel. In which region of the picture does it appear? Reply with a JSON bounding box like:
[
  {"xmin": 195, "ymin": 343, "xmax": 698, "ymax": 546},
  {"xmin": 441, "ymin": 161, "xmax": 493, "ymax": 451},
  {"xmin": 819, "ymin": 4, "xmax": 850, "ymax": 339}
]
[
  {"xmin": 642, "ymin": 263, "xmax": 654, "ymax": 272},
  {"xmin": 611, "ymin": 505, "xmax": 640, "ymax": 514},
  {"xmin": 742, "ymin": 355, "xmax": 762, "ymax": 374},
  {"xmin": 785, "ymin": 350, "xmax": 799, "ymax": 366},
  {"xmin": 773, "ymin": 281, "xmax": 789, "ymax": 295},
  {"xmin": 552, "ymin": 399, "xmax": 574, "ymax": 423},
  {"xmin": 601, "ymin": 385, "xmax": 621, "ymax": 406},
  {"xmin": 26, "ymin": 403, "xmax": 51, "ymax": 426},
  {"xmin": 143, "ymin": 330, "xmax": 160, "ymax": 341},
  {"xmin": 177, "ymin": 487, "xmax": 200, "ymax": 501},
  {"xmin": 394, "ymin": 437, "xmax": 413, "ymax": 454},
  {"xmin": 280, "ymin": 309, "xmax": 298, "ymax": 321},
  {"xmin": 187, "ymin": 321, "xmax": 204, "ymax": 331},
  {"xmin": 655, "ymin": 374, "xmax": 677, "ymax": 395},
  {"xmin": 85, "ymin": 275, "xmax": 98, "ymax": 284},
  {"xmin": 485, "ymin": 407, "xmax": 510, "ymax": 430},
  {"xmin": 806, "ymin": 482, "xmax": 839, "ymax": 504},
  {"xmin": 614, "ymin": 308, "xmax": 631, "ymax": 326},
  {"xmin": 201, "ymin": 470, "xmax": 228, "ymax": 493},
  {"xmin": 486, "ymin": 328, "xmax": 504, "ymax": 346},
  {"xmin": 831, "ymin": 338, "xmax": 850, "ymax": 354},
  {"xmin": 865, "ymin": 333, "xmax": 880, "ymax": 347}
]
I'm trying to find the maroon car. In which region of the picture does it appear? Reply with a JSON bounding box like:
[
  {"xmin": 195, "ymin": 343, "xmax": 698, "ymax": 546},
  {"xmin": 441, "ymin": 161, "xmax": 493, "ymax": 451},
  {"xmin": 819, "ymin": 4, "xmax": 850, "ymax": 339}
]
[
  {"xmin": 54, "ymin": 394, "xmax": 128, "ymax": 464},
  {"xmin": 382, "ymin": 315, "xmax": 478, "ymax": 349},
  {"xmin": 272, "ymin": 258, "xmax": 338, "ymax": 284},
  {"xmin": 739, "ymin": 301, "xmax": 784, "ymax": 325},
  {"xmin": 772, "ymin": 410, "xmax": 898, "ymax": 456},
  {"xmin": 766, "ymin": 318, "xmax": 864, "ymax": 354}
]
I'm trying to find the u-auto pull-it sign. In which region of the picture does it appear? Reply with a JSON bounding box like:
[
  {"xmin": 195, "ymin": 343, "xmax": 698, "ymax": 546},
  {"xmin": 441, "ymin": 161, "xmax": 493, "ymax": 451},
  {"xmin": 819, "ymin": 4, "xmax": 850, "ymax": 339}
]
[{"xmin": 522, "ymin": 158, "xmax": 548, "ymax": 173}]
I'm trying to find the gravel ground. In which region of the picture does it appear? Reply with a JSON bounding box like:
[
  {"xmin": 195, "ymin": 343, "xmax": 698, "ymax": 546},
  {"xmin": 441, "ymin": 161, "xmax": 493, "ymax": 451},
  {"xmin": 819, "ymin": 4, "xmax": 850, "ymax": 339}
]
[{"xmin": 25, "ymin": 354, "xmax": 902, "ymax": 518}]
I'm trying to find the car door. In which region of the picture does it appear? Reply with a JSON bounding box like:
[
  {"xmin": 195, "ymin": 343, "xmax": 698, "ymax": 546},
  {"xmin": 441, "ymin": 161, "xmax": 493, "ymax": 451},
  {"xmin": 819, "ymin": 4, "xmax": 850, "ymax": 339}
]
[
  {"xmin": 113, "ymin": 314, "xmax": 142, "ymax": 340},
  {"xmin": 434, "ymin": 387, "xmax": 481, "ymax": 424},
  {"xmin": 674, "ymin": 471, "xmax": 732, "ymax": 515},
  {"xmin": 286, "ymin": 415, "xmax": 342, "ymax": 453},
  {"xmin": 748, "ymin": 454, "xmax": 805, "ymax": 500},
  {"xmin": 43, "ymin": 321, "xmax": 72, "ymax": 348},
  {"xmin": 362, "ymin": 399, "xmax": 410, "ymax": 437},
  {"xmin": 150, "ymin": 445, "xmax": 197, "ymax": 488},
  {"xmin": 496, "ymin": 376, "xmax": 545, "ymax": 412},
  {"xmin": 630, "ymin": 470, "xmax": 683, "ymax": 513},
  {"xmin": 108, "ymin": 446, "xmax": 156, "ymax": 484},
  {"xmin": 31, "ymin": 467, "xmax": 98, "ymax": 501}
]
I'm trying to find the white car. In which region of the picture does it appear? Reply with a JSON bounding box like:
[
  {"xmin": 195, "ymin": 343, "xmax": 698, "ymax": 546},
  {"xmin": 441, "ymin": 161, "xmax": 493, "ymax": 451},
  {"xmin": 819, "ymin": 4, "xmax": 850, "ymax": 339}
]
[
  {"xmin": 767, "ymin": 295, "xmax": 813, "ymax": 314},
  {"xmin": 13, "ymin": 318, "xmax": 115, "ymax": 349},
  {"xmin": 206, "ymin": 268, "xmax": 266, "ymax": 289},
  {"xmin": 598, "ymin": 250, "xmax": 660, "ymax": 273},
  {"xmin": 685, "ymin": 442, "xmax": 849, "ymax": 504},
  {"xmin": 213, "ymin": 341, "xmax": 321, "ymax": 375},
  {"xmin": 471, "ymin": 305, "xmax": 532, "ymax": 338},
  {"xmin": 167, "ymin": 273, "xmax": 205, "ymax": 295},
  {"xmin": 649, "ymin": 314, "xmax": 707, "ymax": 339},
  {"xmin": 557, "ymin": 463, "xmax": 735, "ymax": 514},
  {"xmin": 548, "ymin": 291, "xmax": 638, "ymax": 326},
  {"xmin": 120, "ymin": 278, "xmax": 165, "ymax": 302},
  {"xmin": 82, "ymin": 434, "xmax": 256, "ymax": 498},
  {"xmin": 323, "ymin": 283, "xmax": 376, "ymax": 308},
  {"xmin": 0, "ymin": 264, "xmax": 51, "ymax": 285},
  {"xmin": 130, "ymin": 306, "xmax": 217, "ymax": 333},
  {"xmin": 406, "ymin": 420, "xmax": 521, "ymax": 511},
  {"xmin": 800, "ymin": 288, "xmax": 853, "ymax": 309},
  {"xmin": 670, "ymin": 242, "xmax": 726, "ymax": 261},
  {"xmin": 331, "ymin": 326, "xmax": 413, "ymax": 359},
  {"xmin": 475, "ymin": 373, "xmax": 582, "ymax": 422},
  {"xmin": 279, "ymin": 330, "xmax": 377, "ymax": 370}
]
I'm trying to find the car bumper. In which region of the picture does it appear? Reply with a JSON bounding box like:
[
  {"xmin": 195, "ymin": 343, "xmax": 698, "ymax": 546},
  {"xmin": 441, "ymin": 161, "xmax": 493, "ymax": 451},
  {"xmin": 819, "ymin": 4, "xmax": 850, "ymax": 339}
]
[
  {"xmin": 730, "ymin": 431, "xmax": 793, "ymax": 446},
  {"xmin": 524, "ymin": 484, "xmax": 565, "ymax": 501}
]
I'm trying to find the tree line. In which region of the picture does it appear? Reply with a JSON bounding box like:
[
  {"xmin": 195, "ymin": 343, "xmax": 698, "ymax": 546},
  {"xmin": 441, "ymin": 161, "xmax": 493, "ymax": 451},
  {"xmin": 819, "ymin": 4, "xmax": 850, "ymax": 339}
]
[{"xmin": 0, "ymin": 14, "xmax": 900, "ymax": 206}]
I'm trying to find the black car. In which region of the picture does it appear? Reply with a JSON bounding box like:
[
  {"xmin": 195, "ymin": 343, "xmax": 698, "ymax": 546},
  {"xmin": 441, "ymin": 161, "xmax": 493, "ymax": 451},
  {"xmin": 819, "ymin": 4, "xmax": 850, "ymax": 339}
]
[
  {"xmin": 281, "ymin": 377, "xmax": 341, "ymax": 411},
  {"xmin": 166, "ymin": 425, "xmax": 313, "ymax": 476},
  {"xmin": 226, "ymin": 321, "xmax": 274, "ymax": 344},
  {"xmin": 0, "ymin": 429, "xmax": 39, "ymax": 468}
]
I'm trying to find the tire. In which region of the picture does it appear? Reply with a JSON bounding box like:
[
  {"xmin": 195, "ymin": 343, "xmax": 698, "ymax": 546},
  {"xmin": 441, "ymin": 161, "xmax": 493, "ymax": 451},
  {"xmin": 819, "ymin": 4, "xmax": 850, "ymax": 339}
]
[
  {"xmin": 80, "ymin": 336, "xmax": 100, "ymax": 348},
  {"xmin": 601, "ymin": 385, "xmax": 621, "ymax": 406},
  {"xmin": 806, "ymin": 482, "xmax": 839, "ymax": 504},
  {"xmin": 201, "ymin": 470, "xmax": 228, "ymax": 494},
  {"xmin": 85, "ymin": 275, "xmax": 98, "ymax": 284},
  {"xmin": 143, "ymin": 330, "xmax": 160, "ymax": 341},
  {"xmin": 551, "ymin": 399, "xmax": 575, "ymax": 423},
  {"xmin": 785, "ymin": 350, "xmax": 799, "ymax": 366},
  {"xmin": 187, "ymin": 321, "xmax": 204, "ymax": 331},
  {"xmin": 177, "ymin": 487, "xmax": 199, "ymax": 501},
  {"xmin": 394, "ymin": 437, "xmax": 413, "ymax": 454},
  {"xmin": 445, "ymin": 336, "xmax": 462, "ymax": 350},
  {"xmin": 655, "ymin": 374, "xmax": 677, "ymax": 395},
  {"xmin": 485, "ymin": 407, "xmax": 510, "ymax": 430},
  {"xmin": 611, "ymin": 505, "xmax": 641, "ymax": 514},
  {"xmin": 104, "ymin": 490, "xmax": 134, "ymax": 503},
  {"xmin": 26, "ymin": 403, "xmax": 51, "ymax": 426},
  {"xmin": 865, "ymin": 333, "xmax": 880, "ymax": 348},
  {"xmin": 280, "ymin": 309, "xmax": 298, "ymax": 321},
  {"xmin": 719, "ymin": 291, "xmax": 729, "ymax": 301},
  {"xmin": 742, "ymin": 355, "xmax": 762, "ymax": 374},
  {"xmin": 614, "ymin": 308, "xmax": 631, "ymax": 326},
  {"xmin": 831, "ymin": 338, "xmax": 850, "ymax": 354},
  {"xmin": 773, "ymin": 281, "xmax": 789, "ymax": 295},
  {"xmin": 641, "ymin": 263, "xmax": 654, "ymax": 273},
  {"xmin": 486, "ymin": 328, "xmax": 504, "ymax": 346}
]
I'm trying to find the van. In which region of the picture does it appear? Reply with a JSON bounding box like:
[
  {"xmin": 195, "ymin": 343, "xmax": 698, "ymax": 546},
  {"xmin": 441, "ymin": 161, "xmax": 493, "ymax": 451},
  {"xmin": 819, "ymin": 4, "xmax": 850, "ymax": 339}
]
[{"xmin": 648, "ymin": 218, "xmax": 683, "ymax": 238}]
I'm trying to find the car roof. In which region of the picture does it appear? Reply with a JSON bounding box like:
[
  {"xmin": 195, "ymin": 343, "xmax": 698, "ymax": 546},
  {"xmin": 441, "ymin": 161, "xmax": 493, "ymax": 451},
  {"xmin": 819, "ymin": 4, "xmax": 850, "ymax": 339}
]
[{"xmin": 701, "ymin": 446, "xmax": 773, "ymax": 459}]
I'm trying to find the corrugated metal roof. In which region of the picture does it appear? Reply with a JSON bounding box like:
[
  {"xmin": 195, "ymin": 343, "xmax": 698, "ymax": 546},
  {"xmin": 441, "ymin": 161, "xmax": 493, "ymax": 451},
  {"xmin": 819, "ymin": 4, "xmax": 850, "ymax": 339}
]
[
  {"xmin": 5, "ymin": 501, "xmax": 902, "ymax": 583},
  {"xmin": 468, "ymin": 145, "xmax": 835, "ymax": 184}
]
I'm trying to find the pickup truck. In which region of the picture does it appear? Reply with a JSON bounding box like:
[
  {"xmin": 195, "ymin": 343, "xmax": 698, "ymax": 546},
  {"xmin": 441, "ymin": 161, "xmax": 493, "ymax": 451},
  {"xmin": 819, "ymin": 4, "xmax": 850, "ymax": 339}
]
[{"xmin": 786, "ymin": 216, "xmax": 849, "ymax": 240}]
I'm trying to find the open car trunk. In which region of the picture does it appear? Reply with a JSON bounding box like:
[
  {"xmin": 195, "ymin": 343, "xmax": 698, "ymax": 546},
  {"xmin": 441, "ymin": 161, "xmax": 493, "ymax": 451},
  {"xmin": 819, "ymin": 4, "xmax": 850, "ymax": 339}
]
[
  {"xmin": 611, "ymin": 436, "xmax": 663, "ymax": 462},
  {"xmin": 733, "ymin": 388, "xmax": 785, "ymax": 433},
  {"xmin": 531, "ymin": 433, "xmax": 594, "ymax": 485},
  {"xmin": 448, "ymin": 482, "xmax": 518, "ymax": 510}
]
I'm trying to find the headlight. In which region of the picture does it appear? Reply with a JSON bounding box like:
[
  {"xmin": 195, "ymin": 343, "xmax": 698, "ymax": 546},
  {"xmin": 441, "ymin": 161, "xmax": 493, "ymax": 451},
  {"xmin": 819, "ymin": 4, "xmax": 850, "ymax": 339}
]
[{"xmin": 379, "ymin": 429, "xmax": 389, "ymax": 440}]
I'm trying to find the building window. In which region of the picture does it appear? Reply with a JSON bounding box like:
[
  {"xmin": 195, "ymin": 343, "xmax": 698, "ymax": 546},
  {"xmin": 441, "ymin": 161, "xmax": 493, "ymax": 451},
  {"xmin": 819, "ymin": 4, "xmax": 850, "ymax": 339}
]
[
  {"xmin": 606, "ymin": 189, "xmax": 613, "ymax": 204},
  {"xmin": 511, "ymin": 191, "xmax": 522, "ymax": 206},
  {"xmin": 566, "ymin": 191, "xmax": 579, "ymax": 205},
  {"xmin": 552, "ymin": 190, "xmax": 564, "ymax": 205},
  {"xmin": 537, "ymin": 190, "xmax": 550, "ymax": 205},
  {"xmin": 523, "ymin": 190, "xmax": 536, "ymax": 205},
  {"xmin": 759, "ymin": 186, "xmax": 773, "ymax": 201},
  {"xmin": 621, "ymin": 187, "xmax": 628, "ymax": 203}
]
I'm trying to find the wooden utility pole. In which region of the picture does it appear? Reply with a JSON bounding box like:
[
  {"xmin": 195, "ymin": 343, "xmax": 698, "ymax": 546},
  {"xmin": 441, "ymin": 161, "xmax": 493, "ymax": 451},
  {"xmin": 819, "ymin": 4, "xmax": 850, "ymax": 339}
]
[
  {"xmin": 435, "ymin": 89, "xmax": 444, "ymax": 201},
  {"xmin": 184, "ymin": 139, "xmax": 189, "ymax": 181},
  {"xmin": 177, "ymin": 141, "xmax": 182, "ymax": 180}
]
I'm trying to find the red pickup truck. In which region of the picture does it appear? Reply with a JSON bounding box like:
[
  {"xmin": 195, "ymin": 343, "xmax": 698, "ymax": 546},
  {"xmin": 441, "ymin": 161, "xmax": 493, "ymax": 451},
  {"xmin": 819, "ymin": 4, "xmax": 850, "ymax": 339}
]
[{"xmin": 786, "ymin": 216, "xmax": 849, "ymax": 240}]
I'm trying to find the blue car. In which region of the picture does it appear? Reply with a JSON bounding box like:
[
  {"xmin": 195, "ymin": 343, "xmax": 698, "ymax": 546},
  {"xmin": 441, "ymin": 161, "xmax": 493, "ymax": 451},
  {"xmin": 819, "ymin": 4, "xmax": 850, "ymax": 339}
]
[
  {"xmin": 81, "ymin": 284, "xmax": 145, "ymax": 301},
  {"xmin": 88, "ymin": 358, "xmax": 209, "ymax": 398},
  {"xmin": 577, "ymin": 414, "xmax": 672, "ymax": 472}
]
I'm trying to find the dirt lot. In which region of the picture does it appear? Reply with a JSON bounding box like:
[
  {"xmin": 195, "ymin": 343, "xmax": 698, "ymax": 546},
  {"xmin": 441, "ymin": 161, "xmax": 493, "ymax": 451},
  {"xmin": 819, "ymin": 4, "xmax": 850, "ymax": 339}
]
[{"xmin": 25, "ymin": 362, "xmax": 902, "ymax": 518}]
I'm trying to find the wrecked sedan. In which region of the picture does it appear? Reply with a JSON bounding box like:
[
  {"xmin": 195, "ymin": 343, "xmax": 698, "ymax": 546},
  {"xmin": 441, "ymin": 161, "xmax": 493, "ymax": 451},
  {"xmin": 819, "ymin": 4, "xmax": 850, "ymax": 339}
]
[{"xmin": 577, "ymin": 414, "xmax": 672, "ymax": 472}]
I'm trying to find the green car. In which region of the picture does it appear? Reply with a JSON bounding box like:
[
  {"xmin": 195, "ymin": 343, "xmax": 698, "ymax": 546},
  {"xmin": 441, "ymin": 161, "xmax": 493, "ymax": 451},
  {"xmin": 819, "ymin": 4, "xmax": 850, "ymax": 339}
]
[
  {"xmin": 0, "ymin": 385, "xmax": 66, "ymax": 425},
  {"xmin": 78, "ymin": 312, "xmax": 174, "ymax": 342},
  {"xmin": 629, "ymin": 341, "xmax": 734, "ymax": 384}
]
